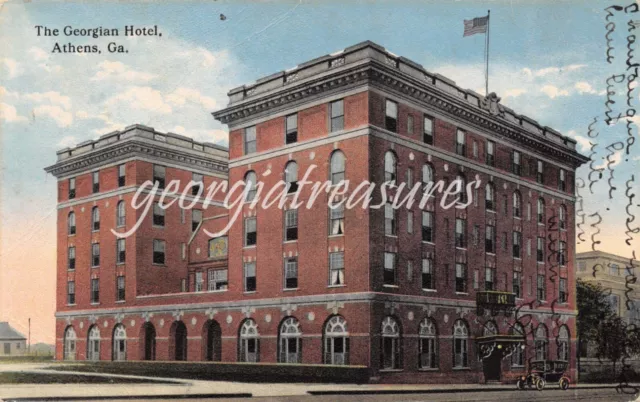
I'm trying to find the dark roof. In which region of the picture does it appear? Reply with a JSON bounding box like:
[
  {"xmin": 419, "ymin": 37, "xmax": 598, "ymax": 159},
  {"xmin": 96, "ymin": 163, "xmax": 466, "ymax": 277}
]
[{"xmin": 0, "ymin": 322, "xmax": 26, "ymax": 340}]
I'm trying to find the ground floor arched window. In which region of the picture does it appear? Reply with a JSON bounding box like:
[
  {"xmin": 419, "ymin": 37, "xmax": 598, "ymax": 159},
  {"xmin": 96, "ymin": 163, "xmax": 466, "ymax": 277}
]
[
  {"xmin": 112, "ymin": 324, "xmax": 127, "ymax": 361},
  {"xmin": 324, "ymin": 315, "xmax": 349, "ymax": 365},
  {"xmin": 558, "ymin": 325, "xmax": 569, "ymax": 361},
  {"xmin": 278, "ymin": 317, "xmax": 302, "ymax": 363},
  {"xmin": 204, "ymin": 320, "xmax": 221, "ymax": 362},
  {"xmin": 142, "ymin": 322, "xmax": 156, "ymax": 361},
  {"xmin": 381, "ymin": 316, "xmax": 401, "ymax": 369},
  {"xmin": 87, "ymin": 325, "xmax": 100, "ymax": 361},
  {"xmin": 171, "ymin": 321, "xmax": 188, "ymax": 361},
  {"xmin": 64, "ymin": 326, "xmax": 77, "ymax": 361},
  {"xmin": 419, "ymin": 318, "xmax": 437, "ymax": 369},
  {"xmin": 510, "ymin": 323, "xmax": 525, "ymax": 367},
  {"xmin": 535, "ymin": 324, "xmax": 548, "ymax": 361},
  {"xmin": 453, "ymin": 320, "xmax": 469, "ymax": 368},
  {"xmin": 239, "ymin": 319, "xmax": 259, "ymax": 363}
]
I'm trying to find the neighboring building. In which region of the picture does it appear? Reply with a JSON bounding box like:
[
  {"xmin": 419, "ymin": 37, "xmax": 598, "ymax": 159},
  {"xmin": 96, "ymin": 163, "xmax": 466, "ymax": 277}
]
[
  {"xmin": 47, "ymin": 41, "xmax": 588, "ymax": 384},
  {"xmin": 576, "ymin": 251, "xmax": 640, "ymax": 324},
  {"xmin": 0, "ymin": 322, "xmax": 27, "ymax": 356}
]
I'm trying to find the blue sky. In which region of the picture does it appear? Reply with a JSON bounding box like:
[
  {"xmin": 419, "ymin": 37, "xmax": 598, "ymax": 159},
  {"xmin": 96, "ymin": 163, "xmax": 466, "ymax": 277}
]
[{"xmin": 0, "ymin": 0, "xmax": 637, "ymax": 342}]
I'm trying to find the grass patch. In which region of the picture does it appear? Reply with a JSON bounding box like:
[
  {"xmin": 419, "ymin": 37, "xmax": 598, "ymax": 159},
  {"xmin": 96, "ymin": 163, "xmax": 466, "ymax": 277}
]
[
  {"xmin": 0, "ymin": 372, "xmax": 176, "ymax": 384},
  {"xmin": 0, "ymin": 356, "xmax": 54, "ymax": 364},
  {"xmin": 47, "ymin": 361, "xmax": 370, "ymax": 383}
]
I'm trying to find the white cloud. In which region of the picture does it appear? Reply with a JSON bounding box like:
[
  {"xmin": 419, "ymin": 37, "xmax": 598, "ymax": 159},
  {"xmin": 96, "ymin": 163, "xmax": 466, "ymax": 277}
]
[
  {"xmin": 32, "ymin": 105, "xmax": 73, "ymax": 127},
  {"xmin": 166, "ymin": 87, "xmax": 217, "ymax": 110},
  {"xmin": 574, "ymin": 81, "xmax": 599, "ymax": 95},
  {"xmin": 566, "ymin": 130, "xmax": 592, "ymax": 153},
  {"xmin": 91, "ymin": 61, "xmax": 158, "ymax": 82},
  {"xmin": 23, "ymin": 91, "xmax": 72, "ymax": 110},
  {"xmin": 105, "ymin": 86, "xmax": 172, "ymax": 114},
  {"xmin": 502, "ymin": 88, "xmax": 527, "ymax": 99},
  {"xmin": 0, "ymin": 102, "xmax": 27, "ymax": 123},
  {"xmin": 57, "ymin": 136, "xmax": 78, "ymax": 148},
  {"xmin": 593, "ymin": 150, "xmax": 623, "ymax": 170},
  {"xmin": 540, "ymin": 85, "xmax": 569, "ymax": 99},
  {"xmin": 0, "ymin": 58, "xmax": 19, "ymax": 79},
  {"xmin": 28, "ymin": 47, "xmax": 49, "ymax": 62}
]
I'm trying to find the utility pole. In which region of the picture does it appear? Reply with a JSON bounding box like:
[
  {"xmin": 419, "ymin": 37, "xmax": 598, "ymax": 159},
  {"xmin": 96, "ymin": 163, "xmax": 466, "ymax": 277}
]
[{"xmin": 28, "ymin": 318, "xmax": 31, "ymax": 355}]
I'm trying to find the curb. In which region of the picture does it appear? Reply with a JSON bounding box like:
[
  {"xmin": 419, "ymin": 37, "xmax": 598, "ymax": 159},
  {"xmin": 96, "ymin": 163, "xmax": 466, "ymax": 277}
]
[
  {"xmin": 307, "ymin": 384, "xmax": 640, "ymax": 395},
  {"xmin": 2, "ymin": 394, "xmax": 253, "ymax": 402}
]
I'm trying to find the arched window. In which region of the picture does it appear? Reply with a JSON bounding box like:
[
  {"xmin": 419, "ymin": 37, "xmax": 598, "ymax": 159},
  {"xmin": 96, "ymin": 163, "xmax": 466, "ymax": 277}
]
[
  {"xmin": 510, "ymin": 323, "xmax": 525, "ymax": 367},
  {"xmin": 87, "ymin": 325, "xmax": 101, "ymax": 361},
  {"xmin": 116, "ymin": 201, "xmax": 126, "ymax": 227},
  {"xmin": 559, "ymin": 204, "xmax": 567, "ymax": 230},
  {"xmin": 453, "ymin": 320, "xmax": 469, "ymax": 368},
  {"xmin": 535, "ymin": 324, "xmax": 548, "ymax": 361},
  {"xmin": 91, "ymin": 207, "xmax": 100, "ymax": 231},
  {"xmin": 63, "ymin": 326, "xmax": 77, "ymax": 360},
  {"xmin": 171, "ymin": 321, "xmax": 187, "ymax": 361},
  {"xmin": 285, "ymin": 161, "xmax": 299, "ymax": 193},
  {"xmin": 485, "ymin": 183, "xmax": 495, "ymax": 211},
  {"xmin": 419, "ymin": 318, "xmax": 437, "ymax": 369},
  {"xmin": 537, "ymin": 198, "xmax": 545, "ymax": 224},
  {"xmin": 381, "ymin": 316, "xmax": 401, "ymax": 369},
  {"xmin": 483, "ymin": 321, "xmax": 498, "ymax": 336},
  {"xmin": 278, "ymin": 317, "xmax": 302, "ymax": 363},
  {"xmin": 513, "ymin": 191, "xmax": 521, "ymax": 218},
  {"xmin": 68, "ymin": 212, "xmax": 76, "ymax": 235},
  {"xmin": 142, "ymin": 322, "xmax": 156, "ymax": 361},
  {"xmin": 204, "ymin": 320, "xmax": 221, "ymax": 362},
  {"xmin": 112, "ymin": 324, "xmax": 127, "ymax": 361},
  {"xmin": 324, "ymin": 315, "xmax": 349, "ymax": 365},
  {"xmin": 558, "ymin": 325, "xmax": 570, "ymax": 361},
  {"xmin": 384, "ymin": 151, "xmax": 397, "ymax": 183},
  {"xmin": 244, "ymin": 171, "xmax": 257, "ymax": 202},
  {"xmin": 239, "ymin": 319, "xmax": 260, "ymax": 363},
  {"xmin": 422, "ymin": 164, "xmax": 434, "ymax": 186},
  {"xmin": 330, "ymin": 151, "xmax": 346, "ymax": 186}
]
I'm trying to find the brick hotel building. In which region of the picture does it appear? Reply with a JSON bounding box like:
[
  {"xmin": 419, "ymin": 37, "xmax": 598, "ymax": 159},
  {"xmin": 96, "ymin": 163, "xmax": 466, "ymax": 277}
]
[{"xmin": 46, "ymin": 41, "xmax": 588, "ymax": 383}]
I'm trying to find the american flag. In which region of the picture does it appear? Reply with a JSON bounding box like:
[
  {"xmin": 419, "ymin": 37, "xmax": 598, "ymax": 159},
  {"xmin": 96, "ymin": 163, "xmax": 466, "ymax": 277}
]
[{"xmin": 463, "ymin": 16, "xmax": 488, "ymax": 37}]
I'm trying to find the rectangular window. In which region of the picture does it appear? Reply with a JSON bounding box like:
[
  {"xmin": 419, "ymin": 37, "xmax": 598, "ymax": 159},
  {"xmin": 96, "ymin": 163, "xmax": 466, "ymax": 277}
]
[
  {"xmin": 513, "ymin": 271, "xmax": 522, "ymax": 298},
  {"xmin": 407, "ymin": 211, "xmax": 413, "ymax": 234},
  {"xmin": 68, "ymin": 246, "xmax": 76, "ymax": 270},
  {"xmin": 537, "ymin": 237, "xmax": 544, "ymax": 263},
  {"xmin": 192, "ymin": 209, "xmax": 202, "ymax": 232},
  {"xmin": 284, "ymin": 257, "xmax": 298, "ymax": 289},
  {"xmin": 181, "ymin": 278, "xmax": 187, "ymax": 292},
  {"xmin": 537, "ymin": 160, "xmax": 544, "ymax": 184},
  {"xmin": 513, "ymin": 231, "xmax": 522, "ymax": 258},
  {"xmin": 92, "ymin": 171, "xmax": 100, "ymax": 193},
  {"xmin": 527, "ymin": 203, "xmax": 532, "ymax": 221},
  {"xmin": 385, "ymin": 99, "xmax": 398, "ymax": 132},
  {"xmin": 92, "ymin": 243, "xmax": 100, "ymax": 267},
  {"xmin": 527, "ymin": 238, "xmax": 532, "ymax": 257},
  {"xmin": 192, "ymin": 173, "xmax": 204, "ymax": 196},
  {"xmin": 559, "ymin": 241, "xmax": 567, "ymax": 266},
  {"xmin": 473, "ymin": 269, "xmax": 479, "ymax": 290},
  {"xmin": 208, "ymin": 269, "xmax": 228, "ymax": 291},
  {"xmin": 406, "ymin": 168, "xmax": 414, "ymax": 188},
  {"xmin": 473, "ymin": 225, "xmax": 480, "ymax": 246},
  {"xmin": 485, "ymin": 267, "xmax": 495, "ymax": 291},
  {"xmin": 559, "ymin": 278, "xmax": 567, "ymax": 303},
  {"xmin": 455, "ymin": 263, "xmax": 467, "ymax": 293},
  {"xmin": 329, "ymin": 202, "xmax": 345, "ymax": 235},
  {"xmin": 455, "ymin": 218, "xmax": 466, "ymax": 248},
  {"xmin": 578, "ymin": 261, "xmax": 587, "ymax": 272},
  {"xmin": 456, "ymin": 129, "xmax": 466, "ymax": 156},
  {"xmin": 116, "ymin": 238, "xmax": 126, "ymax": 264},
  {"xmin": 383, "ymin": 252, "xmax": 397, "ymax": 286},
  {"xmin": 485, "ymin": 225, "xmax": 495, "ymax": 253},
  {"xmin": 245, "ymin": 217, "xmax": 257, "ymax": 247},
  {"xmin": 329, "ymin": 252, "xmax": 345, "ymax": 286},
  {"xmin": 512, "ymin": 151, "xmax": 521, "ymax": 176},
  {"xmin": 330, "ymin": 100, "xmax": 344, "ymax": 132},
  {"xmin": 116, "ymin": 276, "xmax": 125, "ymax": 301},
  {"xmin": 559, "ymin": 169, "xmax": 567, "ymax": 191},
  {"xmin": 153, "ymin": 239, "xmax": 165, "ymax": 264},
  {"xmin": 422, "ymin": 258, "xmax": 434, "ymax": 290},
  {"xmin": 153, "ymin": 203, "xmax": 165, "ymax": 227},
  {"xmin": 537, "ymin": 274, "xmax": 546, "ymax": 301},
  {"xmin": 422, "ymin": 211, "xmax": 434, "ymax": 242},
  {"xmin": 118, "ymin": 164, "xmax": 126, "ymax": 187},
  {"xmin": 610, "ymin": 263, "xmax": 620, "ymax": 276},
  {"xmin": 90, "ymin": 278, "xmax": 100, "ymax": 304},
  {"xmin": 407, "ymin": 260, "xmax": 414, "ymax": 283},
  {"xmin": 68, "ymin": 177, "xmax": 76, "ymax": 199},
  {"xmin": 285, "ymin": 209, "xmax": 298, "ymax": 241},
  {"xmin": 407, "ymin": 115, "xmax": 414, "ymax": 134},
  {"xmin": 385, "ymin": 202, "xmax": 396, "ymax": 236},
  {"xmin": 67, "ymin": 281, "xmax": 75, "ymax": 305},
  {"xmin": 486, "ymin": 141, "xmax": 495, "ymax": 166},
  {"xmin": 285, "ymin": 114, "xmax": 298, "ymax": 144},
  {"xmin": 244, "ymin": 262, "xmax": 256, "ymax": 292},
  {"xmin": 153, "ymin": 165, "xmax": 165, "ymax": 189},
  {"xmin": 423, "ymin": 116, "xmax": 434, "ymax": 145},
  {"xmin": 195, "ymin": 272, "xmax": 204, "ymax": 292},
  {"xmin": 244, "ymin": 126, "xmax": 257, "ymax": 154}
]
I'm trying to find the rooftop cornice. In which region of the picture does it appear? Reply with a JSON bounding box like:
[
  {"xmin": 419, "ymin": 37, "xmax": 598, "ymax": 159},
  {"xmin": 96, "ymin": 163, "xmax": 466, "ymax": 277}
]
[{"xmin": 214, "ymin": 57, "xmax": 588, "ymax": 168}]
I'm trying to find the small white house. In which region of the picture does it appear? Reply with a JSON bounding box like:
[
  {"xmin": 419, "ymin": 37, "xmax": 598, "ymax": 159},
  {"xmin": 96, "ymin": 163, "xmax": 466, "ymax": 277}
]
[{"xmin": 0, "ymin": 322, "xmax": 27, "ymax": 356}]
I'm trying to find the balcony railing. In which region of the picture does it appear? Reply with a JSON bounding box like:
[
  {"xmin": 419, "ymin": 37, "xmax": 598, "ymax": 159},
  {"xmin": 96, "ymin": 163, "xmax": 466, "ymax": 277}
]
[{"xmin": 476, "ymin": 291, "xmax": 516, "ymax": 316}]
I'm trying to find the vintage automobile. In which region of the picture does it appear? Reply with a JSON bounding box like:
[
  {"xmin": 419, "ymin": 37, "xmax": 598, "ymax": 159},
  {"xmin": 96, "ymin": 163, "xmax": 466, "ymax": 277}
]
[{"xmin": 516, "ymin": 360, "xmax": 570, "ymax": 391}]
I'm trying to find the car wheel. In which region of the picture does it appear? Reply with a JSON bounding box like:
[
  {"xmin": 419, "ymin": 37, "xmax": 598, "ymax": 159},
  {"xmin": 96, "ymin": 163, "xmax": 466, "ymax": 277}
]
[
  {"xmin": 516, "ymin": 379, "xmax": 525, "ymax": 390},
  {"xmin": 536, "ymin": 378, "xmax": 545, "ymax": 391},
  {"xmin": 559, "ymin": 377, "xmax": 569, "ymax": 390}
]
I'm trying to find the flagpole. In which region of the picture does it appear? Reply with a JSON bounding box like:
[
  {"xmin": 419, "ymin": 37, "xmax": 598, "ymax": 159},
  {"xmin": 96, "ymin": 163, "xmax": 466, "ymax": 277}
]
[{"xmin": 486, "ymin": 10, "xmax": 490, "ymax": 96}]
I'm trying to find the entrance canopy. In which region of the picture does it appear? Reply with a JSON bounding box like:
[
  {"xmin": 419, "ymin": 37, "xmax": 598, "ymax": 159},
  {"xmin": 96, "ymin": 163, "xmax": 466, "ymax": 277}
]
[{"xmin": 476, "ymin": 334, "xmax": 524, "ymax": 361}]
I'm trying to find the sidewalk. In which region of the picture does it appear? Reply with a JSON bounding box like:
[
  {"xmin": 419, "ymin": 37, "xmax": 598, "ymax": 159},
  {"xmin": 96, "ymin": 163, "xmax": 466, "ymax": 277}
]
[{"xmin": 0, "ymin": 363, "xmax": 637, "ymax": 400}]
